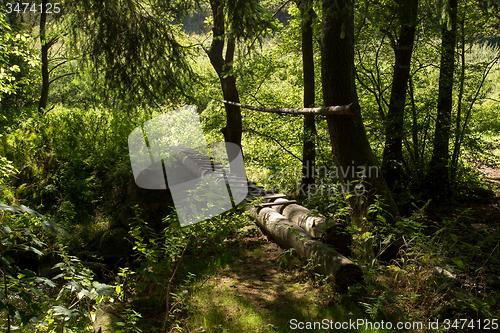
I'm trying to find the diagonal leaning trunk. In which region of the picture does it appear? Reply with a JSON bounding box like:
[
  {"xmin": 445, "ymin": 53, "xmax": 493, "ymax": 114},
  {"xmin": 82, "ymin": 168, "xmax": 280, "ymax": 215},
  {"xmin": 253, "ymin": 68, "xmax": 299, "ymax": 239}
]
[
  {"xmin": 382, "ymin": 0, "xmax": 419, "ymax": 190},
  {"xmin": 321, "ymin": 0, "xmax": 399, "ymax": 224}
]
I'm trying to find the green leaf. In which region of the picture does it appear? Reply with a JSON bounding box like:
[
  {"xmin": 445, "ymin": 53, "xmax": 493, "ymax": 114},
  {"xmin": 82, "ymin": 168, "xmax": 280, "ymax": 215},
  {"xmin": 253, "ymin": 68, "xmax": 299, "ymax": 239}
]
[
  {"xmin": 28, "ymin": 246, "xmax": 43, "ymax": 256},
  {"xmin": 377, "ymin": 215, "xmax": 387, "ymax": 223},
  {"xmin": 53, "ymin": 305, "xmax": 75, "ymax": 317},
  {"xmin": 69, "ymin": 281, "xmax": 83, "ymax": 292},
  {"xmin": 452, "ymin": 258, "xmax": 464, "ymax": 268},
  {"xmin": 485, "ymin": 253, "xmax": 499, "ymax": 262},
  {"xmin": 78, "ymin": 289, "xmax": 91, "ymax": 299},
  {"xmin": 35, "ymin": 277, "xmax": 56, "ymax": 288},
  {"xmin": 1, "ymin": 255, "xmax": 14, "ymax": 265},
  {"xmin": 450, "ymin": 234, "xmax": 457, "ymax": 242},
  {"xmin": 486, "ymin": 295, "xmax": 496, "ymax": 305},
  {"xmin": 0, "ymin": 202, "xmax": 20, "ymax": 213},
  {"xmin": 381, "ymin": 234, "xmax": 392, "ymax": 245},
  {"xmin": 0, "ymin": 202, "xmax": 67, "ymax": 236},
  {"xmin": 94, "ymin": 282, "xmax": 115, "ymax": 296}
]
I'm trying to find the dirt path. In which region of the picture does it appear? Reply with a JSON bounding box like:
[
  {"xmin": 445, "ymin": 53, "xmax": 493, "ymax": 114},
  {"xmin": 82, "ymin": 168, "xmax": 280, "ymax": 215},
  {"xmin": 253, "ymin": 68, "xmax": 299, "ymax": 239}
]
[
  {"xmin": 480, "ymin": 165, "xmax": 500, "ymax": 189},
  {"xmin": 179, "ymin": 225, "xmax": 349, "ymax": 332}
]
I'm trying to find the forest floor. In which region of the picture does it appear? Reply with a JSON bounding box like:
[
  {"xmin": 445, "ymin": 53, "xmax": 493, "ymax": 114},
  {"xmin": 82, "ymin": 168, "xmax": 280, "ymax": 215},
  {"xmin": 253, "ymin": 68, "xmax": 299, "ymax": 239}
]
[
  {"xmin": 151, "ymin": 167, "xmax": 500, "ymax": 332},
  {"xmin": 171, "ymin": 224, "xmax": 362, "ymax": 333},
  {"xmin": 480, "ymin": 165, "xmax": 500, "ymax": 190}
]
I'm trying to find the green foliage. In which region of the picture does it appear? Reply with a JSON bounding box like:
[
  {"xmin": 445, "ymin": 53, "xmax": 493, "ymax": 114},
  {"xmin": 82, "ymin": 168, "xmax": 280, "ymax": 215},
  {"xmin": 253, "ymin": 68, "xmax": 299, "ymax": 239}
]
[
  {"xmin": 115, "ymin": 305, "xmax": 143, "ymax": 333},
  {"xmin": 0, "ymin": 156, "xmax": 17, "ymax": 204},
  {"xmin": 0, "ymin": 210, "xmax": 51, "ymax": 330},
  {"xmin": 66, "ymin": 0, "xmax": 198, "ymax": 106},
  {"xmin": 1, "ymin": 1, "xmax": 500, "ymax": 330},
  {"xmin": 0, "ymin": 104, "xmax": 153, "ymax": 221},
  {"xmin": 0, "ymin": 202, "xmax": 120, "ymax": 332},
  {"xmin": 0, "ymin": 13, "xmax": 39, "ymax": 113}
]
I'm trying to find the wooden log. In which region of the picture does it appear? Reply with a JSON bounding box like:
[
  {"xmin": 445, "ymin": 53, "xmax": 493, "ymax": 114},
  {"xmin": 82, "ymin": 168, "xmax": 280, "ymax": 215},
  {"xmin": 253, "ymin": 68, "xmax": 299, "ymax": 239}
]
[
  {"xmin": 271, "ymin": 198, "xmax": 353, "ymax": 256},
  {"xmin": 260, "ymin": 194, "xmax": 287, "ymax": 200},
  {"xmin": 249, "ymin": 206, "xmax": 362, "ymax": 289},
  {"xmin": 212, "ymin": 97, "xmax": 359, "ymax": 115},
  {"xmin": 270, "ymin": 198, "xmax": 328, "ymax": 238},
  {"xmin": 258, "ymin": 200, "xmax": 297, "ymax": 207}
]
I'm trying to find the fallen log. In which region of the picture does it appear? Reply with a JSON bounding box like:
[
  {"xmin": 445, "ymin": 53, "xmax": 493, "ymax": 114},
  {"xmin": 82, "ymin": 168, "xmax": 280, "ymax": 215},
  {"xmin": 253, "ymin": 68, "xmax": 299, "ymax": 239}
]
[
  {"xmin": 249, "ymin": 206, "xmax": 363, "ymax": 289},
  {"xmin": 269, "ymin": 198, "xmax": 352, "ymax": 256},
  {"xmin": 270, "ymin": 198, "xmax": 328, "ymax": 238}
]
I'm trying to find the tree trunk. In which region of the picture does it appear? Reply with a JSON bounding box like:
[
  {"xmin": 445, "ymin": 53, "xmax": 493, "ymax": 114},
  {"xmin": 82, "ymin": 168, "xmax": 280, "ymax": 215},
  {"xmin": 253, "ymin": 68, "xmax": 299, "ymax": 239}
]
[
  {"xmin": 249, "ymin": 206, "xmax": 363, "ymax": 289},
  {"xmin": 382, "ymin": 0, "xmax": 418, "ymax": 190},
  {"xmin": 428, "ymin": 0, "xmax": 458, "ymax": 198},
  {"xmin": 451, "ymin": 15, "xmax": 465, "ymax": 187},
  {"xmin": 299, "ymin": 0, "xmax": 317, "ymax": 193},
  {"xmin": 321, "ymin": 0, "xmax": 399, "ymax": 223},
  {"xmin": 38, "ymin": 0, "xmax": 49, "ymax": 114},
  {"xmin": 208, "ymin": 0, "xmax": 242, "ymax": 162},
  {"xmin": 409, "ymin": 76, "xmax": 420, "ymax": 168}
]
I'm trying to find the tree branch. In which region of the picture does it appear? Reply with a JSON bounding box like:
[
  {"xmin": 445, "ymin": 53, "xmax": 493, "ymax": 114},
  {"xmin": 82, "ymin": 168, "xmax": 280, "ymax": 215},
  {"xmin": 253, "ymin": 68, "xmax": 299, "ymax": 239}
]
[
  {"xmin": 244, "ymin": 127, "xmax": 303, "ymax": 162},
  {"xmin": 49, "ymin": 72, "xmax": 76, "ymax": 85},
  {"xmin": 49, "ymin": 60, "xmax": 69, "ymax": 74},
  {"xmin": 211, "ymin": 98, "xmax": 358, "ymax": 115}
]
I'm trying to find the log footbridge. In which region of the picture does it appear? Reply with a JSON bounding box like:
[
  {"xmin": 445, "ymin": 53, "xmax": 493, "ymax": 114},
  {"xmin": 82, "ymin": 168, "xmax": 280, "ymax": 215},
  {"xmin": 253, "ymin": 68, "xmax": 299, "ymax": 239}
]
[{"xmin": 169, "ymin": 145, "xmax": 363, "ymax": 289}]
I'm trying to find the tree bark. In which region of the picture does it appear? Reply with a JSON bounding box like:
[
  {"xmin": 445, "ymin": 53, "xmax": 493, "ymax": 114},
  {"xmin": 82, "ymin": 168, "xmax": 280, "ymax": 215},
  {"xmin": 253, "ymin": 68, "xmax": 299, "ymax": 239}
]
[
  {"xmin": 321, "ymin": 0, "xmax": 399, "ymax": 223},
  {"xmin": 428, "ymin": 0, "xmax": 458, "ymax": 198},
  {"xmin": 38, "ymin": 0, "xmax": 49, "ymax": 114},
  {"xmin": 299, "ymin": 0, "xmax": 317, "ymax": 192},
  {"xmin": 382, "ymin": 0, "xmax": 418, "ymax": 190},
  {"xmin": 249, "ymin": 206, "xmax": 363, "ymax": 289},
  {"xmin": 451, "ymin": 15, "xmax": 465, "ymax": 186},
  {"xmin": 208, "ymin": 0, "xmax": 242, "ymax": 162}
]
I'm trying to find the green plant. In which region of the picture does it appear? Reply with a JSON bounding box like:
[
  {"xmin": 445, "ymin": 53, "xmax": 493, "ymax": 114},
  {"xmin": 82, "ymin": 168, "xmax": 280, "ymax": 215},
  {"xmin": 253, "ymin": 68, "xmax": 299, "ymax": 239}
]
[
  {"xmin": 0, "ymin": 201, "xmax": 121, "ymax": 332},
  {"xmin": 0, "ymin": 210, "xmax": 52, "ymax": 331},
  {"xmin": 277, "ymin": 248, "xmax": 295, "ymax": 268},
  {"xmin": 115, "ymin": 304, "xmax": 143, "ymax": 333}
]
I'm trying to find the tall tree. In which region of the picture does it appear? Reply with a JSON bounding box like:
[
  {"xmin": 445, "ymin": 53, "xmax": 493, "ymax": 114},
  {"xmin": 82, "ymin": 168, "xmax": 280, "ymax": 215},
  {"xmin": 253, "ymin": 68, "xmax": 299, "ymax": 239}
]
[
  {"xmin": 428, "ymin": 0, "xmax": 458, "ymax": 198},
  {"xmin": 69, "ymin": 0, "xmax": 272, "ymax": 161},
  {"xmin": 298, "ymin": 0, "xmax": 317, "ymax": 192},
  {"xmin": 381, "ymin": 0, "xmax": 419, "ymax": 190},
  {"xmin": 321, "ymin": 0, "xmax": 399, "ymax": 223},
  {"xmin": 208, "ymin": 0, "xmax": 239, "ymax": 159},
  {"xmin": 207, "ymin": 0, "xmax": 273, "ymax": 160},
  {"xmin": 38, "ymin": 0, "xmax": 59, "ymax": 114}
]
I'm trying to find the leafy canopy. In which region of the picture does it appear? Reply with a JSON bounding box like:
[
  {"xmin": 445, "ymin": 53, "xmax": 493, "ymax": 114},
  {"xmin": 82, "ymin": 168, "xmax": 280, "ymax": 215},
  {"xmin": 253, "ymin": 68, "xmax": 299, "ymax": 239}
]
[{"xmin": 66, "ymin": 0, "xmax": 197, "ymax": 106}]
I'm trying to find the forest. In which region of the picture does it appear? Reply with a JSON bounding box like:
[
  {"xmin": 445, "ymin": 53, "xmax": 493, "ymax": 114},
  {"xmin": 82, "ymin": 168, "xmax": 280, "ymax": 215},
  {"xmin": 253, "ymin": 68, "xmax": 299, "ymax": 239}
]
[{"xmin": 1, "ymin": 0, "xmax": 500, "ymax": 331}]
